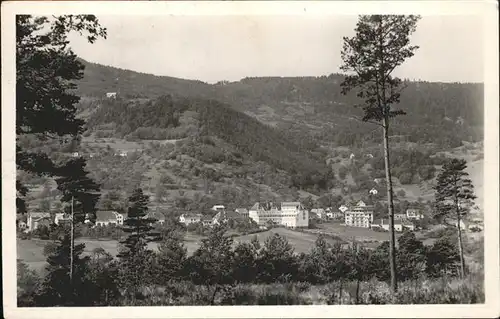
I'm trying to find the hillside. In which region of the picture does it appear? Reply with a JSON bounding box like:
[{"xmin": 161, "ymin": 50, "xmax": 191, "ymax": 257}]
[
  {"xmin": 16, "ymin": 59, "xmax": 483, "ymax": 217},
  {"xmin": 76, "ymin": 60, "xmax": 484, "ymax": 152}
]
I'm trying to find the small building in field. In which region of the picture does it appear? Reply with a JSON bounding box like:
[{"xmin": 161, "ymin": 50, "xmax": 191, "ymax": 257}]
[
  {"xmin": 371, "ymin": 218, "xmax": 415, "ymax": 232},
  {"xmin": 369, "ymin": 188, "xmax": 378, "ymax": 195},
  {"xmin": 106, "ymin": 92, "xmax": 117, "ymax": 99},
  {"xmin": 95, "ymin": 211, "xmax": 121, "ymax": 227}
]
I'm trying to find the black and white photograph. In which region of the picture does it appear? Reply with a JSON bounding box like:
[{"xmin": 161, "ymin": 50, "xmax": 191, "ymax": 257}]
[{"xmin": 2, "ymin": 1, "xmax": 499, "ymax": 318}]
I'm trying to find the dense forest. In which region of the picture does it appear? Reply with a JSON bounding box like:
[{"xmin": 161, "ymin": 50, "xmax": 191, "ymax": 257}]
[
  {"xmin": 76, "ymin": 60, "xmax": 483, "ymax": 150},
  {"xmin": 84, "ymin": 95, "xmax": 333, "ymax": 192}
]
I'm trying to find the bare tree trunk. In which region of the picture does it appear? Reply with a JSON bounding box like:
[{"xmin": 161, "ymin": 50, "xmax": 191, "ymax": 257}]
[
  {"xmin": 355, "ymin": 279, "xmax": 360, "ymax": 304},
  {"xmin": 70, "ymin": 195, "xmax": 74, "ymax": 282},
  {"xmin": 382, "ymin": 118, "xmax": 398, "ymax": 293},
  {"xmin": 456, "ymin": 208, "xmax": 466, "ymax": 278}
]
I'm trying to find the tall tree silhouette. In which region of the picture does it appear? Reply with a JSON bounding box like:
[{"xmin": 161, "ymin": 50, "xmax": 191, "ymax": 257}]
[
  {"xmin": 340, "ymin": 14, "xmax": 420, "ymax": 293},
  {"xmin": 56, "ymin": 157, "xmax": 100, "ymax": 281},
  {"xmin": 118, "ymin": 188, "xmax": 158, "ymax": 291},
  {"xmin": 16, "ymin": 15, "xmax": 106, "ymax": 214},
  {"xmin": 434, "ymin": 158, "xmax": 476, "ymax": 278}
]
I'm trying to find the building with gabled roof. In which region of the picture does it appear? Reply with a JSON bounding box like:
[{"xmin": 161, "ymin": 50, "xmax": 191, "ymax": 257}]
[
  {"xmin": 371, "ymin": 218, "xmax": 415, "ymax": 232},
  {"xmin": 248, "ymin": 201, "xmax": 308, "ymax": 228},
  {"xmin": 179, "ymin": 213, "xmax": 202, "ymax": 225}
]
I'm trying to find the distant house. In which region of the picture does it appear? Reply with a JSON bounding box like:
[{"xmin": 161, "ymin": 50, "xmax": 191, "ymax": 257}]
[
  {"xmin": 369, "ymin": 188, "xmax": 378, "ymax": 195},
  {"xmin": 235, "ymin": 208, "xmax": 249, "ymax": 219},
  {"xmin": 27, "ymin": 212, "xmax": 52, "ymax": 231},
  {"xmin": 366, "ymin": 153, "xmax": 374, "ymax": 158},
  {"xmin": 201, "ymin": 215, "xmax": 213, "ymax": 227},
  {"xmin": 95, "ymin": 211, "xmax": 120, "ymax": 227},
  {"xmin": 119, "ymin": 151, "xmax": 127, "ymax": 157},
  {"xmin": 106, "ymin": 92, "xmax": 117, "ymax": 99},
  {"xmin": 338, "ymin": 205, "xmax": 349, "ymax": 213},
  {"xmin": 179, "ymin": 213, "xmax": 202, "ymax": 225},
  {"xmin": 394, "ymin": 213, "xmax": 407, "ymax": 220},
  {"xmin": 211, "ymin": 205, "xmax": 225, "ymax": 212},
  {"xmin": 54, "ymin": 212, "xmax": 72, "ymax": 225},
  {"xmin": 311, "ymin": 208, "xmax": 326, "ymax": 219},
  {"xmin": 325, "ymin": 208, "xmax": 343, "ymax": 219},
  {"xmin": 349, "ymin": 153, "xmax": 356, "ymax": 160},
  {"xmin": 344, "ymin": 200, "xmax": 374, "ymax": 228},
  {"xmin": 212, "ymin": 210, "xmax": 242, "ymax": 225},
  {"xmin": 406, "ymin": 209, "xmax": 424, "ymax": 220},
  {"xmin": 72, "ymin": 152, "xmax": 79, "ymax": 158},
  {"xmin": 371, "ymin": 218, "xmax": 415, "ymax": 232}
]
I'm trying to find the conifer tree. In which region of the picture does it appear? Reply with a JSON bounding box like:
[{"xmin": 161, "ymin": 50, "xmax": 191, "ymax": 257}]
[
  {"xmin": 118, "ymin": 188, "xmax": 158, "ymax": 292},
  {"xmin": 16, "ymin": 15, "xmax": 106, "ymax": 214},
  {"xmin": 36, "ymin": 233, "xmax": 95, "ymax": 306},
  {"xmin": 56, "ymin": 157, "xmax": 100, "ymax": 282},
  {"xmin": 434, "ymin": 158, "xmax": 476, "ymax": 278},
  {"xmin": 340, "ymin": 15, "xmax": 420, "ymax": 293}
]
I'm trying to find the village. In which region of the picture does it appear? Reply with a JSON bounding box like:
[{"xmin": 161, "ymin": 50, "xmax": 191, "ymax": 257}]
[{"xmin": 18, "ymin": 193, "xmax": 483, "ymax": 238}]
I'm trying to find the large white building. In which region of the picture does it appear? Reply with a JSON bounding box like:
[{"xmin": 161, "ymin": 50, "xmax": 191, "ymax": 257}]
[
  {"xmin": 248, "ymin": 202, "xmax": 309, "ymax": 228},
  {"xmin": 344, "ymin": 200, "xmax": 374, "ymax": 228}
]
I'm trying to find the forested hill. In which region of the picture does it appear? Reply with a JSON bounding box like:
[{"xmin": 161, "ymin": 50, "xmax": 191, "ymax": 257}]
[
  {"xmin": 84, "ymin": 95, "xmax": 334, "ymax": 191},
  {"xmin": 76, "ymin": 59, "xmax": 484, "ymax": 150}
]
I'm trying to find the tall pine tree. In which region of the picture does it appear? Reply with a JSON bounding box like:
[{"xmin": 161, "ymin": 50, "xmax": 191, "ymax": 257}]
[
  {"xmin": 118, "ymin": 188, "xmax": 158, "ymax": 292},
  {"xmin": 56, "ymin": 157, "xmax": 100, "ymax": 282},
  {"xmin": 434, "ymin": 158, "xmax": 476, "ymax": 278},
  {"xmin": 16, "ymin": 15, "xmax": 106, "ymax": 214},
  {"xmin": 340, "ymin": 15, "xmax": 420, "ymax": 293}
]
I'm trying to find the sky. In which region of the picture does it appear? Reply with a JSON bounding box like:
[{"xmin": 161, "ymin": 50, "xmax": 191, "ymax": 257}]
[{"xmin": 67, "ymin": 15, "xmax": 484, "ymax": 84}]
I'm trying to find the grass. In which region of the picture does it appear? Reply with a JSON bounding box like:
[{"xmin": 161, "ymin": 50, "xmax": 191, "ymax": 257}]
[{"xmin": 120, "ymin": 276, "xmax": 484, "ymax": 306}]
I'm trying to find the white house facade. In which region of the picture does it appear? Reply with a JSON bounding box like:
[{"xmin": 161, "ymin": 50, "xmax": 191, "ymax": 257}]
[
  {"xmin": 344, "ymin": 200, "xmax": 374, "ymax": 228},
  {"xmin": 248, "ymin": 202, "xmax": 309, "ymax": 228}
]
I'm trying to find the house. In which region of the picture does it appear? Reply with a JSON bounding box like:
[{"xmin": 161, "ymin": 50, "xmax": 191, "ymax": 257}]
[
  {"xmin": 211, "ymin": 205, "xmax": 225, "ymax": 212},
  {"xmin": 406, "ymin": 209, "xmax": 424, "ymax": 220},
  {"xmin": 248, "ymin": 202, "xmax": 309, "ymax": 228},
  {"xmin": 119, "ymin": 151, "xmax": 127, "ymax": 157},
  {"xmin": 371, "ymin": 218, "xmax": 415, "ymax": 232},
  {"xmin": 394, "ymin": 213, "xmax": 407, "ymax": 220},
  {"xmin": 201, "ymin": 215, "xmax": 213, "ymax": 227},
  {"xmin": 179, "ymin": 213, "xmax": 202, "ymax": 225},
  {"xmin": 72, "ymin": 152, "xmax": 80, "ymax": 158},
  {"xmin": 325, "ymin": 208, "xmax": 343, "ymax": 219},
  {"xmin": 344, "ymin": 201, "xmax": 374, "ymax": 228},
  {"xmin": 366, "ymin": 153, "xmax": 374, "ymax": 158},
  {"xmin": 311, "ymin": 208, "xmax": 326, "ymax": 219},
  {"xmin": 54, "ymin": 212, "xmax": 72, "ymax": 225},
  {"xmin": 27, "ymin": 211, "xmax": 52, "ymax": 231},
  {"xmin": 369, "ymin": 188, "xmax": 378, "ymax": 195},
  {"xmin": 235, "ymin": 208, "xmax": 249, "ymax": 219},
  {"xmin": 95, "ymin": 211, "xmax": 120, "ymax": 227},
  {"xmin": 349, "ymin": 153, "xmax": 356, "ymax": 160},
  {"xmin": 212, "ymin": 210, "xmax": 242, "ymax": 225},
  {"xmin": 106, "ymin": 92, "xmax": 117, "ymax": 99},
  {"xmin": 338, "ymin": 205, "xmax": 349, "ymax": 213}
]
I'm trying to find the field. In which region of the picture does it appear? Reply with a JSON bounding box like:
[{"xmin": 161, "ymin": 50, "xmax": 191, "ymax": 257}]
[{"xmin": 17, "ymin": 228, "xmax": 340, "ymax": 272}]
